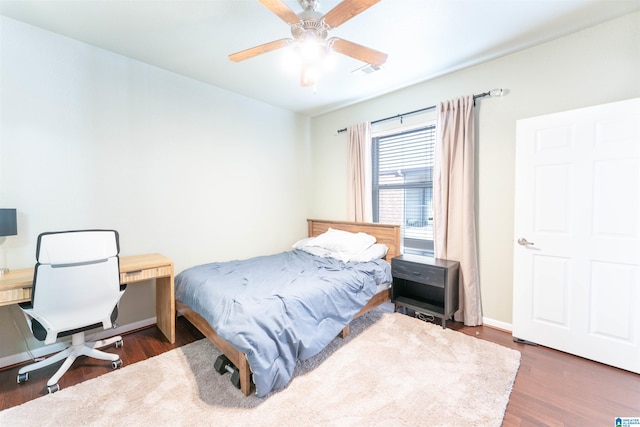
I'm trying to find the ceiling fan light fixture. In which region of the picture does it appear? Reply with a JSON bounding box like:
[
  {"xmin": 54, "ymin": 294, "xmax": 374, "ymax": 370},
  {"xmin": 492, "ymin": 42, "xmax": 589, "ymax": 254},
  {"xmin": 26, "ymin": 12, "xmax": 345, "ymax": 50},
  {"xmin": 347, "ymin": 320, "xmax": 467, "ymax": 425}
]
[
  {"xmin": 300, "ymin": 51, "xmax": 326, "ymax": 86},
  {"xmin": 299, "ymin": 35, "xmax": 326, "ymax": 62},
  {"xmin": 302, "ymin": 64, "xmax": 321, "ymax": 86}
]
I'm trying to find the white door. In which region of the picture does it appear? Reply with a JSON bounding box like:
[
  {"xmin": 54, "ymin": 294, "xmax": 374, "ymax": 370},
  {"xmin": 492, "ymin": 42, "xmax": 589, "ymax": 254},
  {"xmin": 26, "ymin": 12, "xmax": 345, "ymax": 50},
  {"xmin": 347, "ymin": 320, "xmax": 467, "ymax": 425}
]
[{"xmin": 513, "ymin": 98, "xmax": 640, "ymax": 374}]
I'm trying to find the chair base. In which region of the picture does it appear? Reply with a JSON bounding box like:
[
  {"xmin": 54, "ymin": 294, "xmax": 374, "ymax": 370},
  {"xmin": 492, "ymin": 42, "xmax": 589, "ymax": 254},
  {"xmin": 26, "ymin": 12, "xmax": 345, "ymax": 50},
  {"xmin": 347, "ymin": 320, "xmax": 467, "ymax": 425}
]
[{"xmin": 17, "ymin": 331, "xmax": 123, "ymax": 393}]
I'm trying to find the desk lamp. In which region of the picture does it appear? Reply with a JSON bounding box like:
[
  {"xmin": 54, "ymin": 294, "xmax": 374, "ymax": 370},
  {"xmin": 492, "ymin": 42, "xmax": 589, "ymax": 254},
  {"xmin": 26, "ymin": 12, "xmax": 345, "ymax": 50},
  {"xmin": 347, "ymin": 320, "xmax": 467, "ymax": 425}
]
[{"xmin": 0, "ymin": 208, "xmax": 18, "ymax": 275}]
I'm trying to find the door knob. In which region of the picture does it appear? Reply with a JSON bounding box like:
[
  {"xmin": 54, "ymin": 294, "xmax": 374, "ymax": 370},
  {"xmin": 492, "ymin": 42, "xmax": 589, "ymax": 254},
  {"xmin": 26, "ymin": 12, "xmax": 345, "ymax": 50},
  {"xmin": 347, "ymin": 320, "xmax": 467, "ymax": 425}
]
[{"xmin": 517, "ymin": 238, "xmax": 534, "ymax": 246}]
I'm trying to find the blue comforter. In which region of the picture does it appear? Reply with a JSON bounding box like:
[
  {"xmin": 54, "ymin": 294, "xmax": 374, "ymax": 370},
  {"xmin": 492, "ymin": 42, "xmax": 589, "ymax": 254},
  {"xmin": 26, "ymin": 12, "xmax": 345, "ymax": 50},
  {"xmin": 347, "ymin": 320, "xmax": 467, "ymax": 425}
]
[{"xmin": 174, "ymin": 249, "xmax": 391, "ymax": 397}]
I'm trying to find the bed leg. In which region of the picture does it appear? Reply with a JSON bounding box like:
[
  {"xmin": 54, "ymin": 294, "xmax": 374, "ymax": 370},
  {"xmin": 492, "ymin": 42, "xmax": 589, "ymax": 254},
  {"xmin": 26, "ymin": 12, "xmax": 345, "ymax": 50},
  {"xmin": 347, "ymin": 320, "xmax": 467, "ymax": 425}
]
[
  {"xmin": 339, "ymin": 324, "xmax": 350, "ymax": 338},
  {"xmin": 239, "ymin": 356, "xmax": 251, "ymax": 396}
]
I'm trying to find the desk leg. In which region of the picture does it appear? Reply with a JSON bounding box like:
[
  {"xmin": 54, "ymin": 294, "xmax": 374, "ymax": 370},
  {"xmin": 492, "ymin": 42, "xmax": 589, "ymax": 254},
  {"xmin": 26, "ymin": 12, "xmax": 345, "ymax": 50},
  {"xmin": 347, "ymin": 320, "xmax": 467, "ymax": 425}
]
[{"xmin": 156, "ymin": 275, "xmax": 176, "ymax": 343}]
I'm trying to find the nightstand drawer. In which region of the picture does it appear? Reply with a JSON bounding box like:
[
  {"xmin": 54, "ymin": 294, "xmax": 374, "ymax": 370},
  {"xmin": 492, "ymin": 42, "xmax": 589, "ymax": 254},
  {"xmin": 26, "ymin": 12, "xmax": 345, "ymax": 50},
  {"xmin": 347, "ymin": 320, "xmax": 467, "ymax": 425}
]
[{"xmin": 392, "ymin": 260, "xmax": 445, "ymax": 286}]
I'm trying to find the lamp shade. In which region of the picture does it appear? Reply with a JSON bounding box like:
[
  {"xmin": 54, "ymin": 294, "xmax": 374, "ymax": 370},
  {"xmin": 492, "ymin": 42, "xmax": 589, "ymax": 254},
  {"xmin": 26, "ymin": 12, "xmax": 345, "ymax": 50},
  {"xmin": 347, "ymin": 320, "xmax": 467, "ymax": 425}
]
[{"xmin": 0, "ymin": 209, "xmax": 17, "ymax": 237}]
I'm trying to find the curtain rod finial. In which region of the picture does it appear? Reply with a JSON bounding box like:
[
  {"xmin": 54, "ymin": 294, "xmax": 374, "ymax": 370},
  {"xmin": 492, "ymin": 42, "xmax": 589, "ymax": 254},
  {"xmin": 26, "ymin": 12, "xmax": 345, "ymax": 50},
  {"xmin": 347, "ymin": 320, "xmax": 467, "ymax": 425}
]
[{"xmin": 489, "ymin": 88, "xmax": 506, "ymax": 97}]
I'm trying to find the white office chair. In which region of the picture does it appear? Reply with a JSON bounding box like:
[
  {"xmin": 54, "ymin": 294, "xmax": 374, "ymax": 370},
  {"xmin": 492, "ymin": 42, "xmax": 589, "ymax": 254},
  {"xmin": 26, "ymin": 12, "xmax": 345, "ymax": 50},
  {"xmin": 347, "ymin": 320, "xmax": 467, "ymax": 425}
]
[{"xmin": 17, "ymin": 229, "xmax": 126, "ymax": 394}]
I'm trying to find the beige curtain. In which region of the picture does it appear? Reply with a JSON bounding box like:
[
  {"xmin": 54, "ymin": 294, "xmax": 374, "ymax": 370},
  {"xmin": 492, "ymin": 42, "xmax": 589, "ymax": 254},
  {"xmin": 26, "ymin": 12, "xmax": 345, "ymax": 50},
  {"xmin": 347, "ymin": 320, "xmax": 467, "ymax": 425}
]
[
  {"xmin": 347, "ymin": 122, "xmax": 372, "ymax": 222},
  {"xmin": 434, "ymin": 95, "xmax": 483, "ymax": 326}
]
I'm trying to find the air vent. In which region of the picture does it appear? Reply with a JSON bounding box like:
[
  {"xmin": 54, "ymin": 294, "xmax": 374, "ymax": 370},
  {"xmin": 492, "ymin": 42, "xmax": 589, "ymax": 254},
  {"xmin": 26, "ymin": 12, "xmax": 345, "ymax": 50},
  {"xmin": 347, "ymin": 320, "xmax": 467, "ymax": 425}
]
[{"xmin": 352, "ymin": 64, "xmax": 382, "ymax": 76}]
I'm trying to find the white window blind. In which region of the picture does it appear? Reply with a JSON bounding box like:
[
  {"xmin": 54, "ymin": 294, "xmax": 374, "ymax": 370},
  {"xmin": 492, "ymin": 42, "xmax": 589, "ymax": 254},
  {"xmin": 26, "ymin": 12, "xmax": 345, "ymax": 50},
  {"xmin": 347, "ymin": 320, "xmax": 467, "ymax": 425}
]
[{"xmin": 372, "ymin": 125, "xmax": 435, "ymax": 255}]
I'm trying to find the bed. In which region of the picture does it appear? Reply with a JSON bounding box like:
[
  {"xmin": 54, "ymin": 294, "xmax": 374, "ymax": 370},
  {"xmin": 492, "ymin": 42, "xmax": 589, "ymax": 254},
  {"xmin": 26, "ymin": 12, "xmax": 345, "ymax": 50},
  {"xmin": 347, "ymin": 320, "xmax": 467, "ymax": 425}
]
[{"xmin": 175, "ymin": 219, "xmax": 401, "ymax": 397}]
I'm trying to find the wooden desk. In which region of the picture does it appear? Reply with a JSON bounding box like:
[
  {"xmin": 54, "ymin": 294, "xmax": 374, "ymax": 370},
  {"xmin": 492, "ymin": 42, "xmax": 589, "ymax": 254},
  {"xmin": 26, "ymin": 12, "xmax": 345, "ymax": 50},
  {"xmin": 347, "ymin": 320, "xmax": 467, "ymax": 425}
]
[{"xmin": 0, "ymin": 253, "xmax": 175, "ymax": 343}]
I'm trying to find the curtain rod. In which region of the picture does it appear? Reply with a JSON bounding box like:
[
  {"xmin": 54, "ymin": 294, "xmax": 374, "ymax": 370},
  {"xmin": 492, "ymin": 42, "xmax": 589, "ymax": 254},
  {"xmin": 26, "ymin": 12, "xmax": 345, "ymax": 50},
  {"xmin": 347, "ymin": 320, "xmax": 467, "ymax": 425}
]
[{"xmin": 336, "ymin": 88, "xmax": 505, "ymax": 134}]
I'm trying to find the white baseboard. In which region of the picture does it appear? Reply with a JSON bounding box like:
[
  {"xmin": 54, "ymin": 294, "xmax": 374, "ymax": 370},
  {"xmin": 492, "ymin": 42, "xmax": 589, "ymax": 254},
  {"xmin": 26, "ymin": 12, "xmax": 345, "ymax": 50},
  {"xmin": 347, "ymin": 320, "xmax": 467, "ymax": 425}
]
[
  {"xmin": 482, "ymin": 317, "xmax": 512, "ymax": 333},
  {"xmin": 0, "ymin": 317, "xmax": 157, "ymax": 370}
]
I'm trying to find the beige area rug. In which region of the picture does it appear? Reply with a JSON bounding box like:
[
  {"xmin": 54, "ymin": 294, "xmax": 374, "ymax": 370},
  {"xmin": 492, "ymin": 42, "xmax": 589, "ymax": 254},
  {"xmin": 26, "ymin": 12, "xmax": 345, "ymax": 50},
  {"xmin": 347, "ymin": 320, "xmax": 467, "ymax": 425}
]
[{"xmin": 0, "ymin": 312, "xmax": 520, "ymax": 426}]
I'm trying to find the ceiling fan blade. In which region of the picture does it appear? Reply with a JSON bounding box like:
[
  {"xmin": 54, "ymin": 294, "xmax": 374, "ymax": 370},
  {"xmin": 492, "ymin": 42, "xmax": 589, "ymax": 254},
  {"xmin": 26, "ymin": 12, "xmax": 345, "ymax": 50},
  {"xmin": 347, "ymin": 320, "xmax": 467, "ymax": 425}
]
[
  {"xmin": 229, "ymin": 38, "xmax": 292, "ymax": 62},
  {"xmin": 330, "ymin": 38, "xmax": 387, "ymax": 67},
  {"xmin": 258, "ymin": 0, "xmax": 301, "ymax": 25},
  {"xmin": 322, "ymin": 0, "xmax": 382, "ymax": 28}
]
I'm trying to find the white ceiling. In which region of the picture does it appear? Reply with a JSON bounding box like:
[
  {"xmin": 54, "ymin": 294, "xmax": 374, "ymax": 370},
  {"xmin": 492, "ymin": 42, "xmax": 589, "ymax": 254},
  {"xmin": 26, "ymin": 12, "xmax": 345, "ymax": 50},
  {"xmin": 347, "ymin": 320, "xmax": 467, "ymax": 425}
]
[{"xmin": 1, "ymin": 0, "xmax": 638, "ymax": 116}]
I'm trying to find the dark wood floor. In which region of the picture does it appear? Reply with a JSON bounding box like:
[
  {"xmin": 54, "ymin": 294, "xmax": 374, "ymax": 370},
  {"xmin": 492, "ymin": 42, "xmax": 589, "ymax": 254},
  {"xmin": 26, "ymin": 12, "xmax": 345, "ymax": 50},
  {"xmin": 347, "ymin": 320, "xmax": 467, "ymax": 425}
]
[
  {"xmin": 447, "ymin": 322, "xmax": 640, "ymax": 426},
  {"xmin": 1, "ymin": 316, "xmax": 638, "ymax": 425}
]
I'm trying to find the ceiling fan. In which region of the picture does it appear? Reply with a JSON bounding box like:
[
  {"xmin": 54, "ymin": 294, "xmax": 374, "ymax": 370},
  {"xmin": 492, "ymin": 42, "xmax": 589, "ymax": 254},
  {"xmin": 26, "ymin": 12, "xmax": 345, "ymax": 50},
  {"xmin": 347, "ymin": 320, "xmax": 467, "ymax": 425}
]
[{"xmin": 229, "ymin": 0, "xmax": 387, "ymax": 87}]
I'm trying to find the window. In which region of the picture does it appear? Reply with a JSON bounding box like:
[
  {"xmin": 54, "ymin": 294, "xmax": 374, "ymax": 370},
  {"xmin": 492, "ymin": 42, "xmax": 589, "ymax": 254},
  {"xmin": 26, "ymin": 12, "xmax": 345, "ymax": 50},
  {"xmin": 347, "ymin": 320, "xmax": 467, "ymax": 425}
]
[{"xmin": 372, "ymin": 125, "xmax": 435, "ymax": 256}]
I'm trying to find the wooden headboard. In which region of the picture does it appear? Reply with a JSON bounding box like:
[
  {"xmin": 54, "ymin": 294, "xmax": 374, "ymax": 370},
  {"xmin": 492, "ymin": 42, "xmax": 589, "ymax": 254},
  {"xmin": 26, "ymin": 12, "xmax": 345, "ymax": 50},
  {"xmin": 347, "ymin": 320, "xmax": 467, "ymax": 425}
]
[{"xmin": 307, "ymin": 219, "xmax": 401, "ymax": 263}]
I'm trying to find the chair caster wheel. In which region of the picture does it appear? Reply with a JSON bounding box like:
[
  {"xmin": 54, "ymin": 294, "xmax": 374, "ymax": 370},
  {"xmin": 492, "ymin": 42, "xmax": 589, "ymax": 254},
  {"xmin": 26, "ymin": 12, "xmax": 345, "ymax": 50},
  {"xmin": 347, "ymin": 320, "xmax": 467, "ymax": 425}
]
[
  {"xmin": 112, "ymin": 359, "xmax": 123, "ymax": 369},
  {"xmin": 47, "ymin": 384, "xmax": 60, "ymax": 394},
  {"xmin": 17, "ymin": 372, "xmax": 28, "ymax": 384},
  {"xmin": 115, "ymin": 339, "xmax": 123, "ymax": 348}
]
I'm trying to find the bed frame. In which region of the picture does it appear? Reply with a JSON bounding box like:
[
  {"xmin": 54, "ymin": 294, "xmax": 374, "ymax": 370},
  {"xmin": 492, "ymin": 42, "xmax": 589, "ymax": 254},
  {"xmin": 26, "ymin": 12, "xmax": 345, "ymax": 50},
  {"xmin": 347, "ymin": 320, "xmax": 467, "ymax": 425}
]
[{"xmin": 176, "ymin": 219, "xmax": 401, "ymax": 396}]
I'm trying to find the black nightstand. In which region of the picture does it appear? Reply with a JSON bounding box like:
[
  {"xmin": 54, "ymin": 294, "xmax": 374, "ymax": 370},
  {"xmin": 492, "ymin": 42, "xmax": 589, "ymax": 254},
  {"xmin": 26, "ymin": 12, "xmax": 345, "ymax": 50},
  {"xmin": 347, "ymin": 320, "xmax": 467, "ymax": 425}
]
[{"xmin": 391, "ymin": 254, "xmax": 460, "ymax": 328}]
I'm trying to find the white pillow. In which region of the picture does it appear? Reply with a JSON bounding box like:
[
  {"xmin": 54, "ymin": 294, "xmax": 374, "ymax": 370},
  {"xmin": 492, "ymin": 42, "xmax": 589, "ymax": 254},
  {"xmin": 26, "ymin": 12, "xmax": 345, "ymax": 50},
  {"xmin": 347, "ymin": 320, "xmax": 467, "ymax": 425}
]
[
  {"xmin": 292, "ymin": 237, "xmax": 335, "ymax": 258},
  {"xmin": 292, "ymin": 237, "xmax": 314, "ymax": 250},
  {"xmin": 348, "ymin": 244, "xmax": 389, "ymax": 262},
  {"xmin": 306, "ymin": 228, "xmax": 376, "ymax": 262}
]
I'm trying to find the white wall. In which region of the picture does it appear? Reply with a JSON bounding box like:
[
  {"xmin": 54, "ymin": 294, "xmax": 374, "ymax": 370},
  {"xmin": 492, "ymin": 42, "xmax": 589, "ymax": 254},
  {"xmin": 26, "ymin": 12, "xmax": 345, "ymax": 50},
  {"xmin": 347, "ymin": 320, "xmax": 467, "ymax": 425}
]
[
  {"xmin": 309, "ymin": 12, "xmax": 640, "ymax": 326},
  {"xmin": 0, "ymin": 17, "xmax": 312, "ymax": 360}
]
